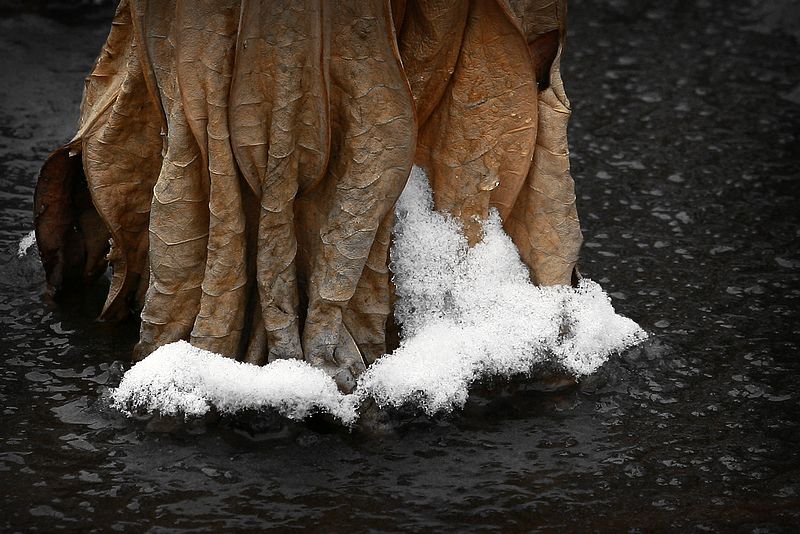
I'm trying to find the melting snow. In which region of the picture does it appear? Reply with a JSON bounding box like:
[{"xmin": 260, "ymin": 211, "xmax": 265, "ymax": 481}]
[
  {"xmin": 110, "ymin": 167, "xmax": 647, "ymax": 423},
  {"xmin": 17, "ymin": 230, "xmax": 36, "ymax": 258},
  {"xmin": 112, "ymin": 341, "xmax": 360, "ymax": 424}
]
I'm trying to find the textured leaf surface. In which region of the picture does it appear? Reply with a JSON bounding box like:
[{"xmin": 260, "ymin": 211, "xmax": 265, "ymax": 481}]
[
  {"xmin": 175, "ymin": 0, "xmax": 247, "ymax": 357},
  {"xmin": 505, "ymin": 0, "xmax": 582, "ymax": 285},
  {"xmin": 397, "ymin": 0, "xmax": 469, "ymax": 127},
  {"xmin": 413, "ymin": 0, "xmax": 539, "ymax": 245},
  {"xmin": 81, "ymin": 28, "xmax": 162, "ymax": 319},
  {"xmin": 134, "ymin": 0, "xmax": 210, "ymax": 359},
  {"xmin": 34, "ymin": 146, "xmax": 110, "ymax": 292},
  {"xmin": 36, "ymin": 0, "xmax": 162, "ymax": 318},
  {"xmin": 229, "ymin": 0, "xmax": 329, "ymax": 364},
  {"xmin": 298, "ymin": 0, "xmax": 416, "ymax": 390}
]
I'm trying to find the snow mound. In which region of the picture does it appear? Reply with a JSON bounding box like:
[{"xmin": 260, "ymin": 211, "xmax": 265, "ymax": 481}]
[
  {"xmin": 111, "ymin": 341, "xmax": 359, "ymax": 424},
  {"xmin": 110, "ymin": 167, "xmax": 646, "ymax": 422},
  {"xmin": 355, "ymin": 167, "xmax": 646, "ymax": 413}
]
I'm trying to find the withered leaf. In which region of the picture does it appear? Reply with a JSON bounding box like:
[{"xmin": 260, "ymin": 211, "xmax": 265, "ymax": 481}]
[
  {"xmin": 299, "ymin": 0, "xmax": 416, "ymax": 390},
  {"xmin": 134, "ymin": 0, "xmax": 210, "ymax": 359},
  {"xmin": 175, "ymin": 0, "xmax": 248, "ymax": 357},
  {"xmin": 34, "ymin": 145, "xmax": 110, "ymax": 293},
  {"xmin": 35, "ymin": 0, "xmax": 584, "ymax": 381},
  {"xmin": 413, "ymin": 0, "xmax": 539, "ymax": 245},
  {"xmin": 229, "ymin": 0, "xmax": 330, "ymax": 364},
  {"xmin": 37, "ymin": 0, "xmax": 162, "ymax": 319},
  {"xmin": 505, "ymin": 0, "xmax": 582, "ymax": 285},
  {"xmin": 81, "ymin": 36, "xmax": 163, "ymax": 320},
  {"xmin": 397, "ymin": 0, "xmax": 469, "ymax": 127}
]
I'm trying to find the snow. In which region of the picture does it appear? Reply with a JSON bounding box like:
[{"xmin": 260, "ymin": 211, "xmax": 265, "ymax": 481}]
[
  {"xmin": 111, "ymin": 341, "xmax": 360, "ymax": 424},
  {"xmin": 17, "ymin": 230, "xmax": 36, "ymax": 258},
  {"xmin": 110, "ymin": 167, "xmax": 647, "ymax": 423},
  {"xmin": 355, "ymin": 167, "xmax": 647, "ymax": 413}
]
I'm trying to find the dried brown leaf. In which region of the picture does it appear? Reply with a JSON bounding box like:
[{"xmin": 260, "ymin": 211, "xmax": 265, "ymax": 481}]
[
  {"xmin": 298, "ymin": 0, "xmax": 416, "ymax": 390},
  {"xmin": 174, "ymin": 0, "xmax": 248, "ymax": 357},
  {"xmin": 36, "ymin": 0, "xmax": 162, "ymax": 319},
  {"xmin": 34, "ymin": 145, "xmax": 110, "ymax": 292},
  {"xmin": 81, "ymin": 40, "xmax": 163, "ymax": 320},
  {"xmin": 134, "ymin": 0, "xmax": 210, "ymax": 359},
  {"xmin": 229, "ymin": 0, "xmax": 330, "ymax": 362},
  {"xmin": 505, "ymin": 0, "xmax": 582, "ymax": 285},
  {"xmin": 397, "ymin": 0, "xmax": 469, "ymax": 127},
  {"xmin": 37, "ymin": 0, "xmax": 584, "ymax": 374},
  {"xmin": 414, "ymin": 0, "xmax": 539, "ymax": 245}
]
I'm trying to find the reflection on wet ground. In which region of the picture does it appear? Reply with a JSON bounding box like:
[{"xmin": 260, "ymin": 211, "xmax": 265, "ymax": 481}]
[{"xmin": 1, "ymin": 0, "xmax": 799, "ymax": 530}]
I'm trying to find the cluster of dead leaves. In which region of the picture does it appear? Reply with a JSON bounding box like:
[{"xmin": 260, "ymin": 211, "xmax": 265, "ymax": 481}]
[{"xmin": 34, "ymin": 0, "xmax": 582, "ymax": 391}]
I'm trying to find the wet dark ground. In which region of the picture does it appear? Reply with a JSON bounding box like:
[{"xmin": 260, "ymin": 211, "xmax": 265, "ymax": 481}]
[{"xmin": 1, "ymin": 0, "xmax": 799, "ymax": 531}]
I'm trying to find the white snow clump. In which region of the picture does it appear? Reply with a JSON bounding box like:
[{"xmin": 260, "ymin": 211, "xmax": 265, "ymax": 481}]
[
  {"xmin": 111, "ymin": 340, "xmax": 360, "ymax": 424},
  {"xmin": 355, "ymin": 167, "xmax": 647, "ymax": 413},
  {"xmin": 17, "ymin": 230, "xmax": 36, "ymax": 258}
]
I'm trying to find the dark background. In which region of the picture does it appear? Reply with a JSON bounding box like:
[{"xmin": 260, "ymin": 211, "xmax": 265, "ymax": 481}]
[{"xmin": 0, "ymin": 0, "xmax": 799, "ymax": 531}]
